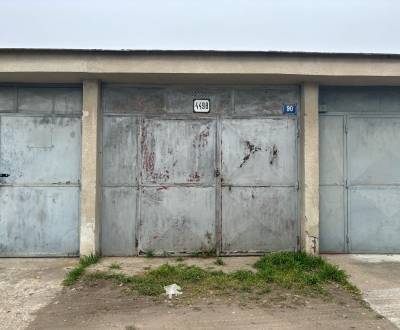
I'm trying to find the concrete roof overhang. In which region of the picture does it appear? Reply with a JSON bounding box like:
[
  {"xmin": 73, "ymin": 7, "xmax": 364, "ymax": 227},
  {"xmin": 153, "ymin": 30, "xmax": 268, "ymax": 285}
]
[{"xmin": 1, "ymin": 49, "xmax": 400, "ymax": 85}]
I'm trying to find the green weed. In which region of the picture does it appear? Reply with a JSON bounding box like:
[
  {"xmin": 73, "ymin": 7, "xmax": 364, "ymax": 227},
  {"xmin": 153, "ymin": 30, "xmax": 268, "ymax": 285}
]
[
  {"xmin": 79, "ymin": 252, "xmax": 358, "ymax": 298},
  {"xmin": 63, "ymin": 254, "xmax": 100, "ymax": 286},
  {"xmin": 109, "ymin": 262, "xmax": 121, "ymax": 270}
]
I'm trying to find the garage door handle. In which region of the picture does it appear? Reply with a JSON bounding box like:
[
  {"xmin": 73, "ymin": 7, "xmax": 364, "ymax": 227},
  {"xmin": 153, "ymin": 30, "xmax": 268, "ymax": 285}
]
[{"xmin": 0, "ymin": 173, "xmax": 10, "ymax": 177}]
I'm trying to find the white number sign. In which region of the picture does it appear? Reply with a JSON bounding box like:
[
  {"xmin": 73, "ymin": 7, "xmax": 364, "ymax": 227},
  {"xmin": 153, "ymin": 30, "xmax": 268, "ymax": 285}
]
[{"xmin": 193, "ymin": 99, "xmax": 210, "ymax": 113}]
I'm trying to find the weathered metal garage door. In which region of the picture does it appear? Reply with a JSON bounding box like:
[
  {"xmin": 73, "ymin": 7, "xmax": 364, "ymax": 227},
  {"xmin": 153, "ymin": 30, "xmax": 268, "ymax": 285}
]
[
  {"xmin": 102, "ymin": 85, "xmax": 299, "ymax": 256},
  {"xmin": 0, "ymin": 86, "xmax": 82, "ymax": 256},
  {"xmin": 320, "ymin": 87, "xmax": 400, "ymax": 253},
  {"xmin": 347, "ymin": 116, "xmax": 400, "ymax": 252},
  {"xmin": 221, "ymin": 118, "xmax": 298, "ymax": 253}
]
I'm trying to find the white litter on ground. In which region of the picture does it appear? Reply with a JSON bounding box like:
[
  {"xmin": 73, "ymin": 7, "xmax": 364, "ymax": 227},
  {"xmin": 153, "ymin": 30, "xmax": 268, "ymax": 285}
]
[{"xmin": 164, "ymin": 284, "xmax": 182, "ymax": 299}]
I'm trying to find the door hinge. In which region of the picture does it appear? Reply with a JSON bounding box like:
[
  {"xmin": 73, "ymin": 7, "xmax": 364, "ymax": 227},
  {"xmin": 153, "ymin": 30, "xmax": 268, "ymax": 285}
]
[
  {"xmin": 0, "ymin": 173, "xmax": 10, "ymax": 178},
  {"xmin": 215, "ymin": 169, "xmax": 220, "ymax": 177}
]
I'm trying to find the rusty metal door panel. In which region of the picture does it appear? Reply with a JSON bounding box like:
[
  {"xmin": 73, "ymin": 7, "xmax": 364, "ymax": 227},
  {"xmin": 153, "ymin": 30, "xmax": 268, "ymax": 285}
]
[
  {"xmin": 139, "ymin": 187, "xmax": 216, "ymax": 254},
  {"xmin": 319, "ymin": 186, "xmax": 346, "ymax": 253},
  {"xmin": 234, "ymin": 87, "xmax": 299, "ymax": 115},
  {"xmin": 103, "ymin": 117, "xmax": 138, "ymax": 186},
  {"xmin": 221, "ymin": 117, "xmax": 297, "ymax": 253},
  {"xmin": 222, "ymin": 187, "xmax": 297, "ymax": 252},
  {"xmin": 221, "ymin": 118, "xmax": 296, "ymax": 186},
  {"xmin": 102, "ymin": 187, "xmax": 137, "ymax": 256},
  {"xmin": 348, "ymin": 117, "xmax": 400, "ymax": 184},
  {"xmin": 0, "ymin": 116, "xmax": 81, "ymax": 184},
  {"xmin": 348, "ymin": 187, "xmax": 400, "ymax": 253},
  {"xmin": 0, "ymin": 187, "xmax": 79, "ymax": 256},
  {"xmin": 141, "ymin": 119, "xmax": 216, "ymax": 184}
]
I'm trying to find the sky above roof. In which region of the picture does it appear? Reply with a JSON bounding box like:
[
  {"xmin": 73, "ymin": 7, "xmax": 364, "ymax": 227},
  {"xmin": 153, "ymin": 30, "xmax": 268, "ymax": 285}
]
[{"xmin": 0, "ymin": 0, "xmax": 398, "ymax": 54}]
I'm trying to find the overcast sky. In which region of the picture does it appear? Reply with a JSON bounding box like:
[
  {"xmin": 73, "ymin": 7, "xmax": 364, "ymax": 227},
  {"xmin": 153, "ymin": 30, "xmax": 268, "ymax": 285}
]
[{"xmin": 0, "ymin": 0, "xmax": 399, "ymax": 54}]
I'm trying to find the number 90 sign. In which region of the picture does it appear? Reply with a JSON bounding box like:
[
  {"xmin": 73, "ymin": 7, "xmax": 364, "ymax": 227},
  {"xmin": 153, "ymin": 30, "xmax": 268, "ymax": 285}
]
[{"xmin": 283, "ymin": 104, "xmax": 297, "ymax": 114}]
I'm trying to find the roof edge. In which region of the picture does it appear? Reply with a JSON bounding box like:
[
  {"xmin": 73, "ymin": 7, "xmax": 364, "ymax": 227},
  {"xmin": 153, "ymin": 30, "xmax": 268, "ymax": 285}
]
[{"xmin": 1, "ymin": 48, "xmax": 400, "ymax": 58}]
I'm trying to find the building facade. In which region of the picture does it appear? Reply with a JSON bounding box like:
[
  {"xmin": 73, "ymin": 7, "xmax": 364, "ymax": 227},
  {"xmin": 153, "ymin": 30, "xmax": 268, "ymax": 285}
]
[{"xmin": 0, "ymin": 50, "xmax": 399, "ymax": 256}]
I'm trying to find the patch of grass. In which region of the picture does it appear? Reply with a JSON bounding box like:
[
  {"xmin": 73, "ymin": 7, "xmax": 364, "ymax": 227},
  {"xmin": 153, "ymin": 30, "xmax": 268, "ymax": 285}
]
[
  {"xmin": 254, "ymin": 252, "xmax": 358, "ymax": 293},
  {"xmin": 63, "ymin": 254, "xmax": 100, "ymax": 286},
  {"xmin": 109, "ymin": 262, "xmax": 121, "ymax": 270},
  {"xmin": 80, "ymin": 252, "xmax": 358, "ymax": 299},
  {"xmin": 176, "ymin": 257, "xmax": 184, "ymax": 262},
  {"xmin": 214, "ymin": 257, "xmax": 225, "ymax": 266}
]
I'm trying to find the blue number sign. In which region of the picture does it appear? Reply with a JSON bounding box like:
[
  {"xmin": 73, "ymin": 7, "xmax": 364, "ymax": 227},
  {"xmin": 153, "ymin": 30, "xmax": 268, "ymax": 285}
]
[{"xmin": 283, "ymin": 104, "xmax": 297, "ymax": 114}]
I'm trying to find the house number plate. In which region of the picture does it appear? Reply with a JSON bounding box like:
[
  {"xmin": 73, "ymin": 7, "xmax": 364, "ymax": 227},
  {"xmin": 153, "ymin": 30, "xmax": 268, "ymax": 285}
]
[{"xmin": 193, "ymin": 99, "xmax": 210, "ymax": 113}]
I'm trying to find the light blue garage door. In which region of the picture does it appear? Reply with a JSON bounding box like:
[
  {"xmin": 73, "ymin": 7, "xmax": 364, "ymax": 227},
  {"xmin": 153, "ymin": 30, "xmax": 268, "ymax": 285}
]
[
  {"xmin": 319, "ymin": 87, "xmax": 400, "ymax": 253},
  {"xmin": 0, "ymin": 86, "xmax": 82, "ymax": 256}
]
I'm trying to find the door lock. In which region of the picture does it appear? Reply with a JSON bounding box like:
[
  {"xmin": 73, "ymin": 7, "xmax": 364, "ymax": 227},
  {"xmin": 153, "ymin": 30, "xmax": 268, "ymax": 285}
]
[{"xmin": 0, "ymin": 174, "xmax": 10, "ymax": 178}]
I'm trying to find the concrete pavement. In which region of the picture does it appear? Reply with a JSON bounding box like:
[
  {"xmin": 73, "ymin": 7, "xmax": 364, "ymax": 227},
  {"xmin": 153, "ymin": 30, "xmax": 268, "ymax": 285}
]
[{"xmin": 325, "ymin": 254, "xmax": 400, "ymax": 328}]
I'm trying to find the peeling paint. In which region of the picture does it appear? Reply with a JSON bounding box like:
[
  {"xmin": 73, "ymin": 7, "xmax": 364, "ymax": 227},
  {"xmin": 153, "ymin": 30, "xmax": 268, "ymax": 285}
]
[
  {"xmin": 239, "ymin": 140, "xmax": 262, "ymax": 168},
  {"xmin": 269, "ymin": 144, "xmax": 279, "ymax": 165},
  {"xmin": 188, "ymin": 171, "xmax": 201, "ymax": 182}
]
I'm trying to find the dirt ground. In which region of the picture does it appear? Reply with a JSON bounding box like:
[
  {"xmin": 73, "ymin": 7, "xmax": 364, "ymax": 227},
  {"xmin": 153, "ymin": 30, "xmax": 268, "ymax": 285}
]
[
  {"xmin": 27, "ymin": 280, "xmax": 393, "ymax": 330},
  {"xmin": 0, "ymin": 258, "xmax": 77, "ymax": 330},
  {"xmin": 88, "ymin": 256, "xmax": 260, "ymax": 276},
  {"xmin": 25, "ymin": 257, "xmax": 395, "ymax": 330}
]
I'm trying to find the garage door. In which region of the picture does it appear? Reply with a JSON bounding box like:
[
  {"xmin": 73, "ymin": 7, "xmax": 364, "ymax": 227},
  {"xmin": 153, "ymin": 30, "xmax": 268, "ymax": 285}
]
[
  {"xmin": 0, "ymin": 86, "xmax": 82, "ymax": 256},
  {"xmin": 319, "ymin": 87, "xmax": 400, "ymax": 253},
  {"xmin": 101, "ymin": 85, "xmax": 299, "ymax": 256},
  {"xmin": 221, "ymin": 118, "xmax": 297, "ymax": 253}
]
